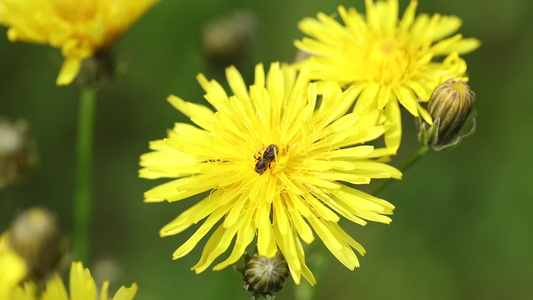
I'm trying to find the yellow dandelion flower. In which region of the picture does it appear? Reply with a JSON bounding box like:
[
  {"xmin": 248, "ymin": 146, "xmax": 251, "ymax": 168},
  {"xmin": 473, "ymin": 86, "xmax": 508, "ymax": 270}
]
[
  {"xmin": 39, "ymin": 261, "xmax": 138, "ymax": 300},
  {"xmin": 5, "ymin": 261, "xmax": 137, "ymax": 300},
  {"xmin": 294, "ymin": 0, "xmax": 480, "ymax": 152},
  {"xmin": 139, "ymin": 62, "xmax": 402, "ymax": 285},
  {"xmin": 0, "ymin": 0, "xmax": 159, "ymax": 85}
]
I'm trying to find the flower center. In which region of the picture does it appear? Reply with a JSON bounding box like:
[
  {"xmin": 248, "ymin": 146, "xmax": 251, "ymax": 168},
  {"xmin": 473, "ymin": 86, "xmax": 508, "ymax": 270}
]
[
  {"xmin": 52, "ymin": 0, "xmax": 98, "ymax": 22},
  {"xmin": 364, "ymin": 39, "xmax": 413, "ymax": 85},
  {"xmin": 379, "ymin": 40, "xmax": 396, "ymax": 55}
]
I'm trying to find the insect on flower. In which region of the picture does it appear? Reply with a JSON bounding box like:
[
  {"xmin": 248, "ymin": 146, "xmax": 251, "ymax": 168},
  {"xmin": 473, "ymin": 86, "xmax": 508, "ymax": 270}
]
[
  {"xmin": 254, "ymin": 144, "xmax": 279, "ymax": 175},
  {"xmin": 139, "ymin": 62, "xmax": 403, "ymax": 285}
]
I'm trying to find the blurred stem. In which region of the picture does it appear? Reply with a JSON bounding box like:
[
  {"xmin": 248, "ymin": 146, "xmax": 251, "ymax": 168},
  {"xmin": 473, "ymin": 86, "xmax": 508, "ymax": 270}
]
[
  {"xmin": 73, "ymin": 87, "xmax": 97, "ymax": 264},
  {"xmin": 370, "ymin": 145, "xmax": 430, "ymax": 196}
]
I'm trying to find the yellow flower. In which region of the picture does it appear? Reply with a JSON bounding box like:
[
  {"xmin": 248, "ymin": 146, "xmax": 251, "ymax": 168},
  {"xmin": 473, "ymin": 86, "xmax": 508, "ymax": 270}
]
[
  {"xmin": 41, "ymin": 262, "xmax": 137, "ymax": 300},
  {"xmin": 0, "ymin": 0, "xmax": 159, "ymax": 85},
  {"xmin": 294, "ymin": 0, "xmax": 480, "ymax": 152},
  {"xmin": 5, "ymin": 261, "xmax": 137, "ymax": 300},
  {"xmin": 139, "ymin": 62, "xmax": 402, "ymax": 285},
  {"xmin": 0, "ymin": 232, "xmax": 27, "ymax": 300}
]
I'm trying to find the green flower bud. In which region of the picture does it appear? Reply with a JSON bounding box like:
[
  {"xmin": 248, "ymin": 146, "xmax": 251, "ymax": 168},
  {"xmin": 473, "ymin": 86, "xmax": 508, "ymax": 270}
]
[
  {"xmin": 418, "ymin": 79, "xmax": 476, "ymax": 151},
  {"xmin": 242, "ymin": 251, "xmax": 289, "ymax": 300},
  {"xmin": 9, "ymin": 207, "xmax": 64, "ymax": 281},
  {"xmin": 0, "ymin": 117, "xmax": 38, "ymax": 189}
]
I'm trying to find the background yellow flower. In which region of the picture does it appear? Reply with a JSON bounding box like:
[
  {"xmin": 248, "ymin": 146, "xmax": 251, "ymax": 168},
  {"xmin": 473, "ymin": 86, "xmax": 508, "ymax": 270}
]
[
  {"xmin": 295, "ymin": 0, "xmax": 480, "ymax": 152},
  {"xmin": 0, "ymin": 0, "xmax": 158, "ymax": 85},
  {"xmin": 39, "ymin": 262, "xmax": 137, "ymax": 300}
]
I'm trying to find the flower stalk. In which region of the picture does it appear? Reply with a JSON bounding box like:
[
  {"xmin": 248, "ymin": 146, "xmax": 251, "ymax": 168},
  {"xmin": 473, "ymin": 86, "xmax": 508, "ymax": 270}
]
[{"xmin": 73, "ymin": 87, "xmax": 97, "ymax": 264}]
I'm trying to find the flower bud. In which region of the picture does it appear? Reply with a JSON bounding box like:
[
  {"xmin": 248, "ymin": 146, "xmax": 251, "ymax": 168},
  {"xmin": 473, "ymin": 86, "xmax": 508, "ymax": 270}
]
[
  {"xmin": 242, "ymin": 251, "xmax": 289, "ymax": 299},
  {"xmin": 9, "ymin": 208, "xmax": 64, "ymax": 281},
  {"xmin": 0, "ymin": 117, "xmax": 38, "ymax": 189},
  {"xmin": 418, "ymin": 79, "xmax": 476, "ymax": 151}
]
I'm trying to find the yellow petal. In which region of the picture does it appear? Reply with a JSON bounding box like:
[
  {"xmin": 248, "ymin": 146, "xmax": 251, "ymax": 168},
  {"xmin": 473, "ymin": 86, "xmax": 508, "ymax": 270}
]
[
  {"xmin": 112, "ymin": 283, "xmax": 138, "ymax": 300},
  {"xmin": 384, "ymin": 98, "xmax": 402, "ymax": 154},
  {"xmin": 171, "ymin": 206, "xmax": 229, "ymax": 259},
  {"xmin": 56, "ymin": 58, "xmax": 81, "ymax": 86},
  {"xmin": 69, "ymin": 262, "xmax": 97, "ymax": 300},
  {"xmin": 213, "ymin": 209, "xmax": 255, "ymax": 270},
  {"xmin": 41, "ymin": 273, "xmax": 68, "ymax": 300},
  {"xmin": 99, "ymin": 281, "xmax": 109, "ymax": 300}
]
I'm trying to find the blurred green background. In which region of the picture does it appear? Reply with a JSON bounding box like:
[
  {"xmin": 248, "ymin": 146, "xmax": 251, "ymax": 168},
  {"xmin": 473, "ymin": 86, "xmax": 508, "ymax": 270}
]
[{"xmin": 1, "ymin": 0, "xmax": 533, "ymax": 299}]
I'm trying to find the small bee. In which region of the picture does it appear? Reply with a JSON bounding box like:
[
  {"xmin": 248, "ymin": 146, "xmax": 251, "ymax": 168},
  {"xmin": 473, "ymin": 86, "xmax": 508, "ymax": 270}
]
[{"xmin": 254, "ymin": 144, "xmax": 279, "ymax": 175}]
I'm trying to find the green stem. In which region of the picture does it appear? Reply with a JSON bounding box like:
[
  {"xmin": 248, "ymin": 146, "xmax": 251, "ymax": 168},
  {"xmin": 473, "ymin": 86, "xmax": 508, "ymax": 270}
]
[
  {"xmin": 370, "ymin": 145, "xmax": 430, "ymax": 196},
  {"xmin": 73, "ymin": 87, "xmax": 97, "ymax": 264}
]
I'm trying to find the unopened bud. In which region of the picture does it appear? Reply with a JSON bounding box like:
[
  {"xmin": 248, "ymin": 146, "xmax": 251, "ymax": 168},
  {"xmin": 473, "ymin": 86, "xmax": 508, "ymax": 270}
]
[
  {"xmin": 0, "ymin": 117, "xmax": 38, "ymax": 188},
  {"xmin": 418, "ymin": 79, "xmax": 476, "ymax": 151},
  {"xmin": 242, "ymin": 251, "xmax": 289, "ymax": 300},
  {"xmin": 9, "ymin": 208, "xmax": 63, "ymax": 281}
]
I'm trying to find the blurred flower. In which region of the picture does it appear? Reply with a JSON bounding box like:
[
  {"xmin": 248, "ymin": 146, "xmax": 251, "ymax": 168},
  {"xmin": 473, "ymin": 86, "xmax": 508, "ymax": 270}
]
[
  {"xmin": 0, "ymin": 0, "xmax": 159, "ymax": 85},
  {"xmin": 202, "ymin": 9, "xmax": 257, "ymax": 71},
  {"xmin": 294, "ymin": 0, "xmax": 480, "ymax": 152},
  {"xmin": 41, "ymin": 262, "xmax": 137, "ymax": 300},
  {"xmin": 140, "ymin": 62, "xmax": 401, "ymax": 284},
  {"xmin": 6, "ymin": 261, "xmax": 138, "ymax": 300},
  {"xmin": 0, "ymin": 232, "xmax": 27, "ymax": 299},
  {"xmin": 418, "ymin": 78, "xmax": 476, "ymax": 151},
  {"xmin": 9, "ymin": 207, "xmax": 64, "ymax": 281},
  {"xmin": 0, "ymin": 117, "xmax": 38, "ymax": 189}
]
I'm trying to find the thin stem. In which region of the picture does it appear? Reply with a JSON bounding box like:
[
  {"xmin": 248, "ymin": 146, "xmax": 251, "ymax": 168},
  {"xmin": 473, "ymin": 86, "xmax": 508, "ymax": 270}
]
[
  {"xmin": 370, "ymin": 145, "xmax": 430, "ymax": 196},
  {"xmin": 73, "ymin": 87, "xmax": 97, "ymax": 264}
]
